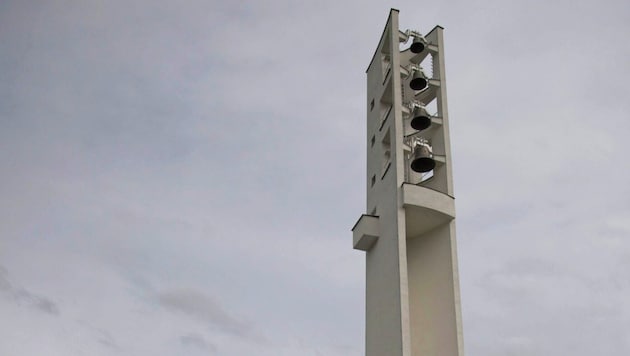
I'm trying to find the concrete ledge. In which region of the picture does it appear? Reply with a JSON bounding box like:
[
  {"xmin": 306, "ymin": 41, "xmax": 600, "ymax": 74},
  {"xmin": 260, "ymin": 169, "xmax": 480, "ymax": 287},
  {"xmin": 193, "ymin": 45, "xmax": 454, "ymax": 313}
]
[
  {"xmin": 402, "ymin": 183, "xmax": 455, "ymax": 217},
  {"xmin": 402, "ymin": 183, "xmax": 455, "ymax": 237},
  {"xmin": 352, "ymin": 214, "xmax": 380, "ymax": 251}
]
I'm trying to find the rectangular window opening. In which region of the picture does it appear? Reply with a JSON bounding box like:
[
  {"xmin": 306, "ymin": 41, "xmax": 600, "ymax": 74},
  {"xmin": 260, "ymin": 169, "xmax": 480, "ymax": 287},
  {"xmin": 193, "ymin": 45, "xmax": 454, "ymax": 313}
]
[{"xmin": 381, "ymin": 128, "xmax": 391, "ymax": 179}]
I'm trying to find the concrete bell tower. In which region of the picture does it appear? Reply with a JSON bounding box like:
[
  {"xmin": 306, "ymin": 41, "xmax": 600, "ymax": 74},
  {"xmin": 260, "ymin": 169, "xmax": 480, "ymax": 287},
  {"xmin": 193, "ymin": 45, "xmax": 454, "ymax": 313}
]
[{"xmin": 351, "ymin": 9, "xmax": 464, "ymax": 356}]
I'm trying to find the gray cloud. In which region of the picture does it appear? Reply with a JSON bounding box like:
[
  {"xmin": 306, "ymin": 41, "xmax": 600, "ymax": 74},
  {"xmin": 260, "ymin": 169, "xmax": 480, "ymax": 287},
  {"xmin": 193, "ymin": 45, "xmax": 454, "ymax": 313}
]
[
  {"xmin": 96, "ymin": 330, "xmax": 120, "ymax": 350},
  {"xmin": 180, "ymin": 333, "xmax": 217, "ymax": 354},
  {"xmin": 0, "ymin": 266, "xmax": 59, "ymax": 315},
  {"xmin": 158, "ymin": 289, "xmax": 250, "ymax": 337},
  {"xmin": 468, "ymin": 253, "xmax": 630, "ymax": 354},
  {"xmin": 74, "ymin": 320, "xmax": 122, "ymax": 351}
]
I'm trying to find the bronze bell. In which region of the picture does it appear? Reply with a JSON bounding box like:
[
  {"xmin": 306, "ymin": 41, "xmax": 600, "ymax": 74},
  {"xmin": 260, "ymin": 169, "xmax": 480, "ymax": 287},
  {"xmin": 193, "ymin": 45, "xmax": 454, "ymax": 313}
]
[
  {"xmin": 410, "ymin": 37, "xmax": 425, "ymax": 53},
  {"xmin": 410, "ymin": 106, "xmax": 431, "ymax": 131},
  {"xmin": 409, "ymin": 70, "xmax": 428, "ymax": 90},
  {"xmin": 411, "ymin": 143, "xmax": 435, "ymax": 173}
]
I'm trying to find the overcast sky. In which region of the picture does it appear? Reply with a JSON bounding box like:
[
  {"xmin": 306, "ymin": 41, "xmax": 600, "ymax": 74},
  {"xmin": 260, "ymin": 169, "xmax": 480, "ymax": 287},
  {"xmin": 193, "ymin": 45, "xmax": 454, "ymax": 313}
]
[{"xmin": 1, "ymin": 1, "xmax": 629, "ymax": 355}]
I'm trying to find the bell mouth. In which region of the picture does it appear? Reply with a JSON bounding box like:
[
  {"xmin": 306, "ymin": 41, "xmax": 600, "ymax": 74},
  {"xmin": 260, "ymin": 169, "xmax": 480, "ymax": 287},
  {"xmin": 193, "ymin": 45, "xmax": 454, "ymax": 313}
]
[
  {"xmin": 411, "ymin": 157, "xmax": 435, "ymax": 173},
  {"xmin": 410, "ymin": 42, "xmax": 425, "ymax": 53},
  {"xmin": 410, "ymin": 78, "xmax": 427, "ymax": 90},
  {"xmin": 410, "ymin": 116, "xmax": 431, "ymax": 131}
]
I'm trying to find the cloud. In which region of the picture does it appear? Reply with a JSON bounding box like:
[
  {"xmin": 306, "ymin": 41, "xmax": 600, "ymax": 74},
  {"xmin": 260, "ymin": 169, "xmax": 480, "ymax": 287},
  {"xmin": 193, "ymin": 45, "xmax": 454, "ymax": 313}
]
[
  {"xmin": 157, "ymin": 289, "xmax": 250, "ymax": 337},
  {"xmin": 180, "ymin": 333, "xmax": 217, "ymax": 354},
  {"xmin": 76, "ymin": 321, "xmax": 122, "ymax": 351},
  {"xmin": 0, "ymin": 266, "xmax": 59, "ymax": 315}
]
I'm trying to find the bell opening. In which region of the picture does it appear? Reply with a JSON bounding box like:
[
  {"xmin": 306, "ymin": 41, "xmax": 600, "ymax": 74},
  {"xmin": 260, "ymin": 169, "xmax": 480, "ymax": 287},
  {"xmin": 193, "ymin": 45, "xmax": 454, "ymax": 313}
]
[
  {"xmin": 411, "ymin": 157, "xmax": 435, "ymax": 173},
  {"xmin": 410, "ymin": 116, "xmax": 431, "ymax": 131},
  {"xmin": 410, "ymin": 42, "xmax": 425, "ymax": 53},
  {"xmin": 410, "ymin": 78, "xmax": 427, "ymax": 90}
]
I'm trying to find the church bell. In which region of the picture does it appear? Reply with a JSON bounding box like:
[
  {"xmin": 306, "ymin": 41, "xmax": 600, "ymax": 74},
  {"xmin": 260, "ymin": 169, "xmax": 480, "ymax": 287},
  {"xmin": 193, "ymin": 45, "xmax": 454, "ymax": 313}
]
[
  {"xmin": 411, "ymin": 142, "xmax": 435, "ymax": 173},
  {"xmin": 410, "ymin": 106, "xmax": 431, "ymax": 131},
  {"xmin": 409, "ymin": 70, "xmax": 428, "ymax": 91},
  {"xmin": 409, "ymin": 36, "xmax": 425, "ymax": 53}
]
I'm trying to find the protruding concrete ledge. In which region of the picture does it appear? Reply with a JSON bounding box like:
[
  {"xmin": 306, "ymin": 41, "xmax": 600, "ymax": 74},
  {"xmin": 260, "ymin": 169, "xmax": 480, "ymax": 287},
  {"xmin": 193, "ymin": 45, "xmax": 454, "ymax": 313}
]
[
  {"xmin": 402, "ymin": 183, "xmax": 455, "ymax": 215},
  {"xmin": 402, "ymin": 183, "xmax": 455, "ymax": 237},
  {"xmin": 352, "ymin": 214, "xmax": 380, "ymax": 251}
]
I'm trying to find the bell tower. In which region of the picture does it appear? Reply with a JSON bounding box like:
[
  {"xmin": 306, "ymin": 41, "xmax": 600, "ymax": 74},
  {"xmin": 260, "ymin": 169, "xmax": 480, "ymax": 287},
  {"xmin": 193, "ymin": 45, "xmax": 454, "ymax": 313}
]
[{"xmin": 351, "ymin": 9, "xmax": 464, "ymax": 356}]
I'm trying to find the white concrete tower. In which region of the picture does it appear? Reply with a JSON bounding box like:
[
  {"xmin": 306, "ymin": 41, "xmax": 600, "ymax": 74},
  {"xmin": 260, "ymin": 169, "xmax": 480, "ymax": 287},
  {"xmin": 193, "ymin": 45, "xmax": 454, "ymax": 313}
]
[{"xmin": 351, "ymin": 9, "xmax": 464, "ymax": 356}]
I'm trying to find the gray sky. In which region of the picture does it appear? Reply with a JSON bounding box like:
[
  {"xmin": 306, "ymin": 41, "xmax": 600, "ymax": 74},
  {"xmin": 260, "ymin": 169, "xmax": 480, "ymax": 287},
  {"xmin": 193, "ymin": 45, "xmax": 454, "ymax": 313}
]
[{"xmin": 1, "ymin": 0, "xmax": 629, "ymax": 355}]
